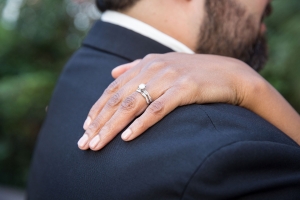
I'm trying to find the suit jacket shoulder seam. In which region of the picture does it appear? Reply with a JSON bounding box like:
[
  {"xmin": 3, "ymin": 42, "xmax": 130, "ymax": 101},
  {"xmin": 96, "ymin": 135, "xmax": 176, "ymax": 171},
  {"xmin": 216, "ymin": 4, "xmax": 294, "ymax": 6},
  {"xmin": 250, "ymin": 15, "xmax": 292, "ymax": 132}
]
[
  {"xmin": 180, "ymin": 140, "xmax": 242, "ymax": 199},
  {"xmin": 198, "ymin": 106, "xmax": 221, "ymax": 133},
  {"xmin": 179, "ymin": 140, "xmax": 299, "ymax": 199}
]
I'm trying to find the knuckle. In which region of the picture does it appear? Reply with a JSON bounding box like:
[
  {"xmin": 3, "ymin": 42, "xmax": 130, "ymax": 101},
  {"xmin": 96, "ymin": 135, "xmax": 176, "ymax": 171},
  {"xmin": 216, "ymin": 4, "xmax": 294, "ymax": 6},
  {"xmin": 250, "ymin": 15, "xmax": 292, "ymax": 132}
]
[
  {"xmin": 99, "ymin": 124, "xmax": 114, "ymax": 141},
  {"xmin": 144, "ymin": 54, "xmax": 157, "ymax": 60},
  {"xmin": 121, "ymin": 94, "xmax": 137, "ymax": 112},
  {"xmin": 175, "ymin": 84, "xmax": 188, "ymax": 93},
  {"xmin": 134, "ymin": 118, "xmax": 145, "ymax": 130},
  {"xmin": 89, "ymin": 105, "xmax": 98, "ymax": 115},
  {"xmin": 148, "ymin": 100, "xmax": 164, "ymax": 115},
  {"xmin": 164, "ymin": 66, "xmax": 177, "ymax": 76},
  {"xmin": 174, "ymin": 76, "xmax": 192, "ymax": 89},
  {"xmin": 89, "ymin": 97, "xmax": 103, "ymax": 115},
  {"xmin": 101, "ymin": 124, "xmax": 112, "ymax": 135},
  {"xmin": 147, "ymin": 60, "xmax": 166, "ymax": 71},
  {"xmin": 87, "ymin": 120, "xmax": 100, "ymax": 133},
  {"xmin": 105, "ymin": 80, "xmax": 120, "ymax": 95},
  {"xmin": 107, "ymin": 92, "xmax": 121, "ymax": 107},
  {"xmin": 178, "ymin": 76, "xmax": 191, "ymax": 85}
]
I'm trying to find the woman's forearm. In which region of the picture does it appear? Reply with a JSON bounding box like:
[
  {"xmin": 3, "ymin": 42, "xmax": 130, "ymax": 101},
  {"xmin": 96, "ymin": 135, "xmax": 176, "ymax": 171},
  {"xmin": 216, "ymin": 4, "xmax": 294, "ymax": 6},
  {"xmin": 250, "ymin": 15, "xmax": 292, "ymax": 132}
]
[{"xmin": 242, "ymin": 77, "xmax": 300, "ymax": 145}]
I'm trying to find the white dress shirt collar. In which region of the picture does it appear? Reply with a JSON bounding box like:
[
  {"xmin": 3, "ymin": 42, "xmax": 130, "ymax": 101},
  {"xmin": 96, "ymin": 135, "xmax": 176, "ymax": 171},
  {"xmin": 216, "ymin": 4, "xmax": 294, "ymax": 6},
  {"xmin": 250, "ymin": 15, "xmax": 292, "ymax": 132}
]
[{"xmin": 101, "ymin": 10, "xmax": 194, "ymax": 54}]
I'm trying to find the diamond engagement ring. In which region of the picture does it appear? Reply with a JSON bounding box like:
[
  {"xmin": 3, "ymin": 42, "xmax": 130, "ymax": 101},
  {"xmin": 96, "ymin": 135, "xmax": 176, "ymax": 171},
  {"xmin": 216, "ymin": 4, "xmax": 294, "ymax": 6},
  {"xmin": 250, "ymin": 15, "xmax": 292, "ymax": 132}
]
[{"xmin": 136, "ymin": 84, "xmax": 152, "ymax": 104}]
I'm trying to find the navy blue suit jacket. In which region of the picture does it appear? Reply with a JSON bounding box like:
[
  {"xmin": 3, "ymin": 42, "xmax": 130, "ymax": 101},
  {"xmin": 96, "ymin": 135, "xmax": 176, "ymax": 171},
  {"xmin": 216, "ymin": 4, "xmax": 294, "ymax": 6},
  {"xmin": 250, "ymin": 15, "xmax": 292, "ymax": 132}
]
[{"xmin": 27, "ymin": 21, "xmax": 300, "ymax": 199}]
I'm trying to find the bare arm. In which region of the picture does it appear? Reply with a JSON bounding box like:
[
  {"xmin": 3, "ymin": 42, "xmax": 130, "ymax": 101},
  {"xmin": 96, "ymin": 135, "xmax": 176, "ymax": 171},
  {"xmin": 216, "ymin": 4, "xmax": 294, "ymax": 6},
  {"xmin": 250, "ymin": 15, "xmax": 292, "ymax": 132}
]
[
  {"xmin": 78, "ymin": 53, "xmax": 300, "ymax": 151},
  {"xmin": 113, "ymin": 57, "xmax": 300, "ymax": 144},
  {"xmin": 241, "ymin": 76, "xmax": 300, "ymax": 144}
]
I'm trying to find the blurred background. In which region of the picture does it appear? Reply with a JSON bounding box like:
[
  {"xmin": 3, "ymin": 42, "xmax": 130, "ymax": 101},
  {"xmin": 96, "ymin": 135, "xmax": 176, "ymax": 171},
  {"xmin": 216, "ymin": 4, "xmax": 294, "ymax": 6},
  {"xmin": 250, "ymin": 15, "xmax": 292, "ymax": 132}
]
[{"xmin": 0, "ymin": 0, "xmax": 299, "ymax": 194}]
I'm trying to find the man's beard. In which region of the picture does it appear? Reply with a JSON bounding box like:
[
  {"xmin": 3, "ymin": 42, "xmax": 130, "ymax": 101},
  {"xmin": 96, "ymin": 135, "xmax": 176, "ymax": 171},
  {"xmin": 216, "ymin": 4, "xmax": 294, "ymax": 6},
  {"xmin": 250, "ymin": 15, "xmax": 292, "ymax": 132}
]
[{"xmin": 196, "ymin": 0, "xmax": 268, "ymax": 72}]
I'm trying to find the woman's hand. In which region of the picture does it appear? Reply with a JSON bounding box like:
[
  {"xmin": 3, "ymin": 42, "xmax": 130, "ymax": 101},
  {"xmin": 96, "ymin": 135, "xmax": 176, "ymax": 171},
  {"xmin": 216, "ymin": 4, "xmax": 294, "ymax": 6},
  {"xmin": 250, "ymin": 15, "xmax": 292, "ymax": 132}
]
[{"xmin": 77, "ymin": 53, "xmax": 263, "ymax": 151}]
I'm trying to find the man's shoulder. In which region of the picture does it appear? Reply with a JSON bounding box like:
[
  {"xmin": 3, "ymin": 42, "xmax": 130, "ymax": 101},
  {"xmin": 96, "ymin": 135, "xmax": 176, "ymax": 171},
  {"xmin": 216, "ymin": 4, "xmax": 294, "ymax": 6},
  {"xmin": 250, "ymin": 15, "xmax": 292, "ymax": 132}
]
[
  {"xmin": 133, "ymin": 103, "xmax": 297, "ymax": 180},
  {"xmin": 181, "ymin": 138, "xmax": 300, "ymax": 199},
  {"xmin": 162, "ymin": 104, "xmax": 300, "ymax": 199},
  {"xmin": 160, "ymin": 103, "xmax": 296, "ymax": 147},
  {"xmin": 64, "ymin": 45, "xmax": 129, "ymax": 76}
]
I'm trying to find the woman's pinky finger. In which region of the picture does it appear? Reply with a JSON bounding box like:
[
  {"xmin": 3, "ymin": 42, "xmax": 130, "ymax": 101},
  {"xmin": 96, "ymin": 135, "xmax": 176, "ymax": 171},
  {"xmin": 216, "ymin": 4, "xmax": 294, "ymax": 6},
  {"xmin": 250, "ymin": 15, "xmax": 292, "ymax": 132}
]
[{"xmin": 121, "ymin": 88, "xmax": 182, "ymax": 141}]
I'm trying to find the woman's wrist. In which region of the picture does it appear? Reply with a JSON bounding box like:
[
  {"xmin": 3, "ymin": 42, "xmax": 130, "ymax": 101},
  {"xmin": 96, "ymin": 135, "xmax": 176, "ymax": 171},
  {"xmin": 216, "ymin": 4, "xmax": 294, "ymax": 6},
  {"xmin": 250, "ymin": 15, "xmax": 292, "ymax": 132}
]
[
  {"xmin": 240, "ymin": 73, "xmax": 268, "ymax": 109},
  {"xmin": 238, "ymin": 70, "xmax": 300, "ymax": 145}
]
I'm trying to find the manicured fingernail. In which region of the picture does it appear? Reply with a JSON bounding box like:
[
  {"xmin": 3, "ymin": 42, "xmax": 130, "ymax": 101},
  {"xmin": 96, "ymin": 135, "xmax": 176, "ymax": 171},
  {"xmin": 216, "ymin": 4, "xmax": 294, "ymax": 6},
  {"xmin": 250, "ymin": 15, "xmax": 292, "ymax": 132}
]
[
  {"xmin": 89, "ymin": 135, "xmax": 100, "ymax": 149},
  {"xmin": 78, "ymin": 134, "xmax": 89, "ymax": 148},
  {"xmin": 83, "ymin": 117, "xmax": 91, "ymax": 130},
  {"xmin": 122, "ymin": 129, "xmax": 132, "ymax": 141}
]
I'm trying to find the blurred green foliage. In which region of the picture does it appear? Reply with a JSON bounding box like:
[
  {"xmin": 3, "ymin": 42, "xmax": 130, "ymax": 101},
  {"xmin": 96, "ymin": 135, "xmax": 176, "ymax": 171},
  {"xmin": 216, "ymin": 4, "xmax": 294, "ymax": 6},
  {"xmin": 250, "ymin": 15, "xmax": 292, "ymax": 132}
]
[
  {"xmin": 0, "ymin": 0, "xmax": 88, "ymax": 187},
  {"xmin": 262, "ymin": 0, "xmax": 300, "ymax": 112},
  {"xmin": 0, "ymin": 0, "xmax": 299, "ymax": 188}
]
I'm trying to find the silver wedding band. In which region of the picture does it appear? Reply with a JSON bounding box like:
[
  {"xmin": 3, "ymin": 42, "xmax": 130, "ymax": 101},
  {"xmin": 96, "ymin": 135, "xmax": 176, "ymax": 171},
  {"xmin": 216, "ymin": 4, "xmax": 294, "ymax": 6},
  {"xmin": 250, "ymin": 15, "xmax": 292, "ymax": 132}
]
[{"xmin": 136, "ymin": 84, "xmax": 152, "ymax": 104}]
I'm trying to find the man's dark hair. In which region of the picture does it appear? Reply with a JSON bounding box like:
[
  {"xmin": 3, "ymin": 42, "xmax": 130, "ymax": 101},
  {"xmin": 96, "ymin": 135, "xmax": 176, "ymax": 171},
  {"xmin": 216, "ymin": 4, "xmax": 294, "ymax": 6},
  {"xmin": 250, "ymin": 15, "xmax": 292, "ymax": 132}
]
[{"xmin": 96, "ymin": 0, "xmax": 140, "ymax": 12}]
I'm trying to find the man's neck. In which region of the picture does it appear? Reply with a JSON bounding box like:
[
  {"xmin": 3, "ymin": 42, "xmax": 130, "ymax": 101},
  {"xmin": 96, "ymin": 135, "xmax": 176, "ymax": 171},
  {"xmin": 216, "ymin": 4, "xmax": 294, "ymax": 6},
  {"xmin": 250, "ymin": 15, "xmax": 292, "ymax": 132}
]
[
  {"xmin": 121, "ymin": 0, "xmax": 204, "ymax": 51},
  {"xmin": 101, "ymin": 10, "xmax": 194, "ymax": 54}
]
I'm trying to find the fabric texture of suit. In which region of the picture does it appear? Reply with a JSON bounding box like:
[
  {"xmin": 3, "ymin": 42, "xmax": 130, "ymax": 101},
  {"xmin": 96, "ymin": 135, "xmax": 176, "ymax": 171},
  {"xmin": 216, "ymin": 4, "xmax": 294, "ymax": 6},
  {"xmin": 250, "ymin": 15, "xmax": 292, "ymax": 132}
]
[{"xmin": 27, "ymin": 21, "xmax": 300, "ymax": 200}]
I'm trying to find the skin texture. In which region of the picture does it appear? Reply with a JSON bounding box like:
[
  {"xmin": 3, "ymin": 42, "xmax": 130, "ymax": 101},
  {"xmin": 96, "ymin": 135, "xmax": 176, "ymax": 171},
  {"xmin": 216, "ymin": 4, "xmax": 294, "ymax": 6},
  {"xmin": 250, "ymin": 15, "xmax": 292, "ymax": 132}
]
[
  {"xmin": 78, "ymin": 54, "xmax": 257, "ymax": 150},
  {"xmin": 113, "ymin": 57, "xmax": 300, "ymax": 144},
  {"xmin": 78, "ymin": 0, "xmax": 300, "ymax": 150},
  {"xmin": 78, "ymin": 53, "xmax": 300, "ymax": 151},
  {"xmin": 121, "ymin": 0, "xmax": 206, "ymax": 51}
]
